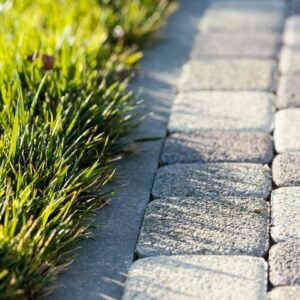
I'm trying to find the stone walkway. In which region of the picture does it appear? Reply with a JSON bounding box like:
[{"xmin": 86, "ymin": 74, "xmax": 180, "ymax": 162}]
[{"xmin": 122, "ymin": 0, "xmax": 300, "ymax": 299}]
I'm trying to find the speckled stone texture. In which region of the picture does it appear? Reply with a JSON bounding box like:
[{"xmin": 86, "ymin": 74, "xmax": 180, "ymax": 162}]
[
  {"xmin": 162, "ymin": 132, "xmax": 274, "ymax": 164},
  {"xmin": 283, "ymin": 16, "xmax": 300, "ymax": 47},
  {"xmin": 179, "ymin": 60, "xmax": 277, "ymax": 92},
  {"xmin": 277, "ymin": 75, "xmax": 300, "ymax": 108},
  {"xmin": 269, "ymin": 240, "xmax": 300, "ymax": 286},
  {"xmin": 152, "ymin": 163, "xmax": 272, "ymax": 199},
  {"xmin": 280, "ymin": 48, "xmax": 300, "ymax": 75},
  {"xmin": 267, "ymin": 287, "xmax": 300, "ymax": 300},
  {"xmin": 190, "ymin": 32, "xmax": 281, "ymax": 58},
  {"xmin": 273, "ymin": 154, "xmax": 300, "ymax": 186},
  {"xmin": 168, "ymin": 92, "xmax": 274, "ymax": 133},
  {"xmin": 136, "ymin": 197, "xmax": 269, "ymax": 257},
  {"xmin": 122, "ymin": 256, "xmax": 267, "ymax": 300},
  {"xmin": 274, "ymin": 109, "xmax": 300, "ymax": 152},
  {"xmin": 200, "ymin": 1, "xmax": 286, "ymax": 33},
  {"xmin": 271, "ymin": 187, "xmax": 300, "ymax": 242}
]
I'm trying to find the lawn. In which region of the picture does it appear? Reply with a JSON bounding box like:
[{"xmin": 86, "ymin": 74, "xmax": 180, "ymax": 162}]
[{"xmin": 0, "ymin": 0, "xmax": 174, "ymax": 298}]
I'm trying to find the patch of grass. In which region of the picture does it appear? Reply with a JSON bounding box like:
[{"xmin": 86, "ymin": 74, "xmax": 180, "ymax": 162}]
[{"xmin": 0, "ymin": 0, "xmax": 174, "ymax": 298}]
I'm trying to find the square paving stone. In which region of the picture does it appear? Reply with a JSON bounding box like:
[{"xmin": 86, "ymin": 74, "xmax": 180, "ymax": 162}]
[
  {"xmin": 179, "ymin": 60, "xmax": 277, "ymax": 91},
  {"xmin": 136, "ymin": 197, "xmax": 269, "ymax": 257},
  {"xmin": 152, "ymin": 163, "xmax": 272, "ymax": 199},
  {"xmin": 190, "ymin": 32, "xmax": 281, "ymax": 58},
  {"xmin": 283, "ymin": 16, "xmax": 300, "ymax": 47},
  {"xmin": 200, "ymin": 2, "xmax": 286, "ymax": 33},
  {"xmin": 271, "ymin": 187, "xmax": 300, "ymax": 242},
  {"xmin": 277, "ymin": 75, "xmax": 300, "ymax": 108},
  {"xmin": 273, "ymin": 154, "xmax": 300, "ymax": 186},
  {"xmin": 274, "ymin": 109, "xmax": 300, "ymax": 153},
  {"xmin": 162, "ymin": 132, "xmax": 274, "ymax": 164},
  {"xmin": 122, "ymin": 256, "xmax": 267, "ymax": 300},
  {"xmin": 168, "ymin": 92, "xmax": 274, "ymax": 133},
  {"xmin": 269, "ymin": 240, "xmax": 300, "ymax": 286},
  {"xmin": 279, "ymin": 48, "xmax": 300, "ymax": 75},
  {"xmin": 267, "ymin": 287, "xmax": 300, "ymax": 300}
]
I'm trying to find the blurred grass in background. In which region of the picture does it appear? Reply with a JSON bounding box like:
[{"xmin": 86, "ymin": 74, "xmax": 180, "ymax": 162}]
[{"xmin": 0, "ymin": 0, "xmax": 174, "ymax": 298}]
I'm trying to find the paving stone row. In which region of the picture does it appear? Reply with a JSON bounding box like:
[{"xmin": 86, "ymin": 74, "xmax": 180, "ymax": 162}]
[
  {"xmin": 122, "ymin": 256, "xmax": 267, "ymax": 300},
  {"xmin": 269, "ymin": 8, "xmax": 300, "ymax": 298},
  {"xmin": 123, "ymin": 1, "xmax": 288, "ymax": 298}
]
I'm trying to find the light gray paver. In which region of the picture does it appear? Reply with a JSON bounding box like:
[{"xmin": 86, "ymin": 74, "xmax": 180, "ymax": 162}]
[
  {"xmin": 279, "ymin": 48, "xmax": 300, "ymax": 75},
  {"xmin": 283, "ymin": 16, "xmax": 300, "ymax": 47},
  {"xmin": 274, "ymin": 109, "xmax": 300, "ymax": 153},
  {"xmin": 267, "ymin": 287, "xmax": 300, "ymax": 300},
  {"xmin": 271, "ymin": 187, "xmax": 300, "ymax": 242},
  {"xmin": 200, "ymin": 2, "xmax": 285, "ymax": 33},
  {"xmin": 269, "ymin": 240, "xmax": 300, "ymax": 286},
  {"xmin": 179, "ymin": 60, "xmax": 277, "ymax": 91},
  {"xmin": 168, "ymin": 92, "xmax": 274, "ymax": 133},
  {"xmin": 162, "ymin": 132, "xmax": 274, "ymax": 164},
  {"xmin": 277, "ymin": 75, "xmax": 300, "ymax": 108},
  {"xmin": 190, "ymin": 32, "xmax": 281, "ymax": 58},
  {"xmin": 136, "ymin": 197, "xmax": 269, "ymax": 257},
  {"xmin": 152, "ymin": 163, "xmax": 272, "ymax": 199},
  {"xmin": 273, "ymin": 154, "xmax": 300, "ymax": 186},
  {"xmin": 122, "ymin": 256, "xmax": 267, "ymax": 300}
]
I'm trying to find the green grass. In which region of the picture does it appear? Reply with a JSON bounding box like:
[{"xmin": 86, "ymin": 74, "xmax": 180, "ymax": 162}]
[{"xmin": 0, "ymin": 0, "xmax": 174, "ymax": 298}]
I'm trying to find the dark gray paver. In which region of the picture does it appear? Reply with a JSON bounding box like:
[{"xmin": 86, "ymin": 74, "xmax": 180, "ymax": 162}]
[
  {"xmin": 162, "ymin": 132, "xmax": 274, "ymax": 164},
  {"xmin": 152, "ymin": 163, "xmax": 272, "ymax": 199},
  {"xmin": 273, "ymin": 154, "xmax": 300, "ymax": 186},
  {"xmin": 267, "ymin": 287, "xmax": 300, "ymax": 300},
  {"xmin": 136, "ymin": 197, "xmax": 269, "ymax": 257},
  {"xmin": 168, "ymin": 92, "xmax": 274, "ymax": 133},
  {"xmin": 274, "ymin": 109, "xmax": 300, "ymax": 153},
  {"xmin": 122, "ymin": 256, "xmax": 267, "ymax": 300},
  {"xmin": 280, "ymin": 48, "xmax": 300, "ymax": 75},
  {"xmin": 200, "ymin": 1, "xmax": 286, "ymax": 33},
  {"xmin": 179, "ymin": 60, "xmax": 277, "ymax": 91},
  {"xmin": 271, "ymin": 187, "xmax": 300, "ymax": 242},
  {"xmin": 277, "ymin": 75, "xmax": 300, "ymax": 109},
  {"xmin": 190, "ymin": 32, "xmax": 281, "ymax": 58},
  {"xmin": 283, "ymin": 16, "xmax": 300, "ymax": 47},
  {"xmin": 269, "ymin": 240, "xmax": 300, "ymax": 286}
]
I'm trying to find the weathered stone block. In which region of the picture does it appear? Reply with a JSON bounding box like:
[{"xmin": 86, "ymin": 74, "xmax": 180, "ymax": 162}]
[
  {"xmin": 136, "ymin": 197, "xmax": 269, "ymax": 257},
  {"xmin": 271, "ymin": 187, "xmax": 300, "ymax": 242},
  {"xmin": 152, "ymin": 163, "xmax": 272, "ymax": 199},
  {"xmin": 269, "ymin": 240, "xmax": 300, "ymax": 286},
  {"xmin": 122, "ymin": 256, "xmax": 267, "ymax": 300}
]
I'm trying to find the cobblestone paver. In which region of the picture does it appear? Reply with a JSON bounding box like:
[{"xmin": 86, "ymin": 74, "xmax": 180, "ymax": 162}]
[
  {"xmin": 283, "ymin": 16, "xmax": 300, "ymax": 47},
  {"xmin": 277, "ymin": 75, "xmax": 300, "ymax": 108},
  {"xmin": 122, "ymin": 0, "xmax": 296, "ymax": 298},
  {"xmin": 269, "ymin": 240, "xmax": 300, "ymax": 286},
  {"xmin": 273, "ymin": 154, "xmax": 300, "ymax": 186},
  {"xmin": 267, "ymin": 287, "xmax": 300, "ymax": 300},
  {"xmin": 169, "ymin": 92, "xmax": 274, "ymax": 133},
  {"xmin": 162, "ymin": 132, "xmax": 273, "ymax": 164},
  {"xmin": 122, "ymin": 256, "xmax": 267, "ymax": 300},
  {"xmin": 179, "ymin": 60, "xmax": 277, "ymax": 91},
  {"xmin": 274, "ymin": 109, "xmax": 300, "ymax": 152},
  {"xmin": 280, "ymin": 48, "xmax": 300, "ymax": 75},
  {"xmin": 152, "ymin": 163, "xmax": 272, "ymax": 199},
  {"xmin": 271, "ymin": 187, "xmax": 300, "ymax": 242},
  {"xmin": 137, "ymin": 197, "xmax": 269, "ymax": 257},
  {"xmin": 191, "ymin": 32, "xmax": 281, "ymax": 58}
]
